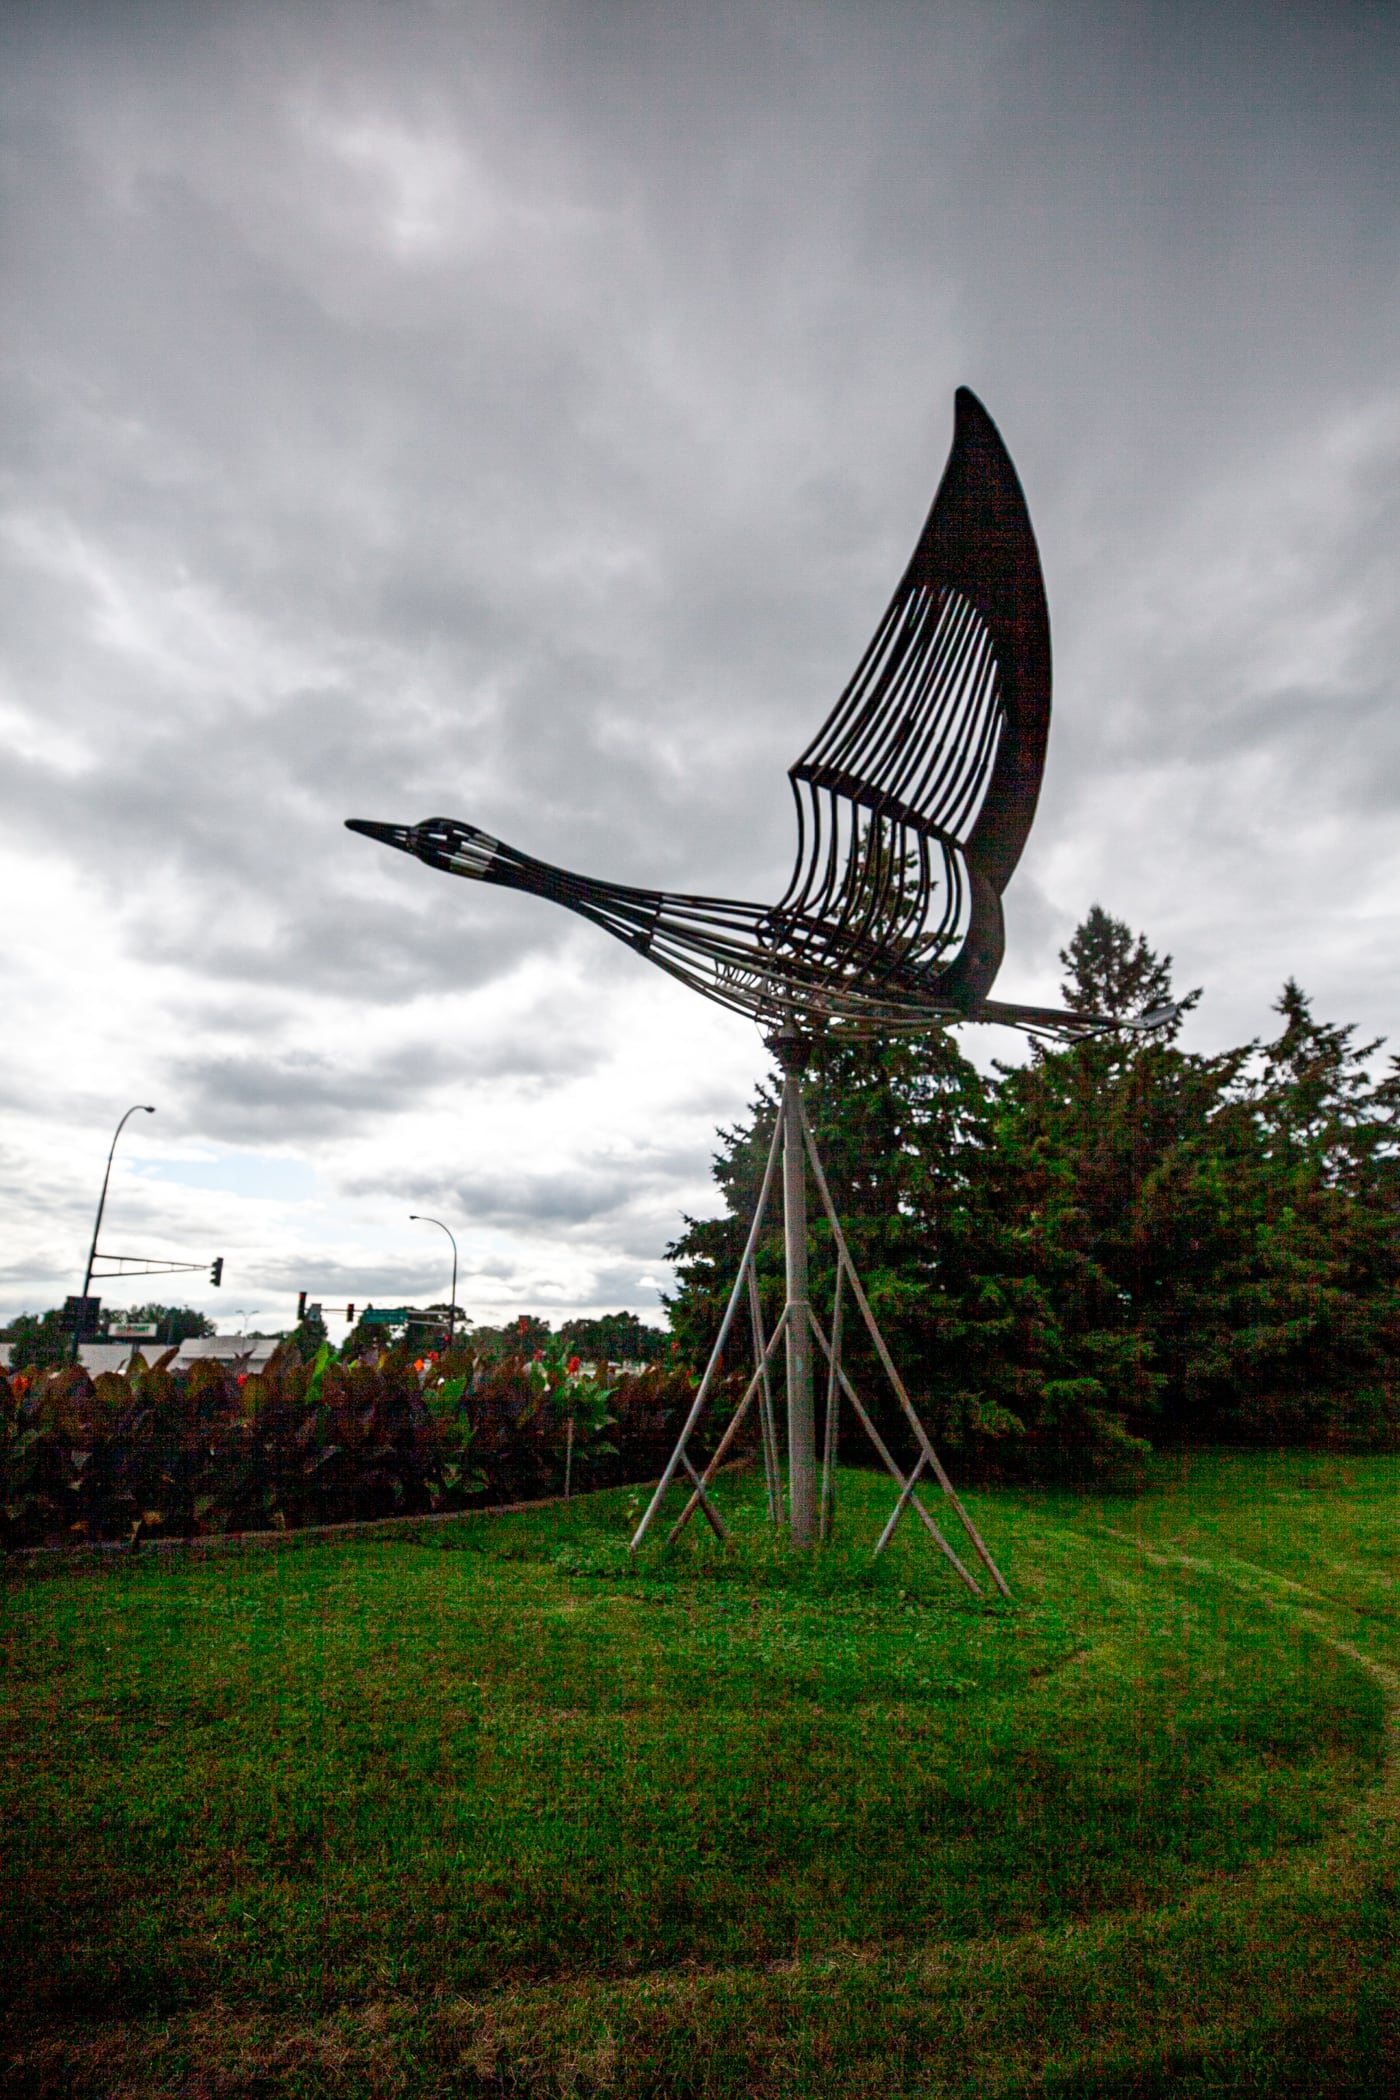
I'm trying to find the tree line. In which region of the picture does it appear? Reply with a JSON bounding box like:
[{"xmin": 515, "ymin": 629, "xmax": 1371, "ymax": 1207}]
[
  {"xmin": 5, "ymin": 1301, "xmax": 667, "ymax": 1377},
  {"xmin": 666, "ymin": 907, "xmax": 1400, "ymax": 1480}
]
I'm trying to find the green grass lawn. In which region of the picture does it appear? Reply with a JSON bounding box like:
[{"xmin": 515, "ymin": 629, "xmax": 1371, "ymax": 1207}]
[{"xmin": 4, "ymin": 1452, "xmax": 1399, "ymax": 2096}]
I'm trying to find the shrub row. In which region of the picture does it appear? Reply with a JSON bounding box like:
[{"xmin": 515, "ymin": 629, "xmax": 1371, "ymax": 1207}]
[{"xmin": 0, "ymin": 1339, "xmax": 731, "ymax": 1551}]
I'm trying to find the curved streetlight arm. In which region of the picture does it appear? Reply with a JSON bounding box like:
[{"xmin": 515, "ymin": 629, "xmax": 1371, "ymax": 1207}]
[
  {"xmin": 409, "ymin": 1214, "xmax": 459, "ymax": 1349},
  {"xmin": 75, "ymin": 1104, "xmax": 156, "ymax": 1361}
]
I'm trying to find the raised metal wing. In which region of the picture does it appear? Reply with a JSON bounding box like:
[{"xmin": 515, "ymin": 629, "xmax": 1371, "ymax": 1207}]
[{"xmin": 772, "ymin": 386, "xmax": 1051, "ymax": 1011}]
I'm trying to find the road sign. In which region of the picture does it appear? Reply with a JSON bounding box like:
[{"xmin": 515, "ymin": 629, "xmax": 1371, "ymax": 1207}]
[{"xmin": 59, "ymin": 1296, "xmax": 102, "ymax": 1336}]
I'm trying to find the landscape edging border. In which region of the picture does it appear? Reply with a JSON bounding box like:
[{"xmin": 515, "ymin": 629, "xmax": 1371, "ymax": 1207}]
[{"xmin": 2, "ymin": 1457, "xmax": 755, "ymax": 1573}]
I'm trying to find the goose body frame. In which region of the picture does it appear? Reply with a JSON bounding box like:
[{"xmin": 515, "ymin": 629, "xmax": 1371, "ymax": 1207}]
[{"xmin": 349, "ymin": 389, "xmax": 1106, "ymax": 1044}]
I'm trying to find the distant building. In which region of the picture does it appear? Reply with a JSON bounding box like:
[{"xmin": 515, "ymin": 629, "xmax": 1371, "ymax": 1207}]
[
  {"xmin": 170, "ymin": 1336, "xmax": 282, "ymax": 1373},
  {"xmin": 1, "ymin": 1336, "xmax": 284, "ymax": 1375}
]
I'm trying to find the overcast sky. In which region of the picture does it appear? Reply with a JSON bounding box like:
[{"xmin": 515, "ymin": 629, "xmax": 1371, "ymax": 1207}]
[{"xmin": 2, "ymin": 0, "xmax": 1398, "ymax": 1337}]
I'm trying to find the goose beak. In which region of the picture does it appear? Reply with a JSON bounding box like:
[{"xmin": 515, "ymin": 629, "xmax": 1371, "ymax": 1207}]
[{"xmin": 345, "ymin": 818, "xmax": 416, "ymax": 853}]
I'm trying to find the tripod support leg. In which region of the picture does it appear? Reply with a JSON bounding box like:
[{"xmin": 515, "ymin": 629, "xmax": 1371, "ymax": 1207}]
[
  {"xmin": 680, "ymin": 1452, "xmax": 729, "ymax": 1543},
  {"xmin": 797, "ymin": 1094, "xmax": 1012, "ymax": 1601},
  {"xmin": 748, "ymin": 1264, "xmax": 782, "ymax": 1526},
  {"xmin": 781, "ymin": 1070, "xmax": 817, "ymax": 1545},
  {"xmin": 872, "ymin": 1453, "xmax": 927, "ymax": 1559},
  {"xmin": 819, "ymin": 1261, "xmax": 843, "ymax": 1542},
  {"xmin": 634, "ymin": 1048, "xmax": 1009, "ymax": 1599},
  {"xmin": 806, "ymin": 1304, "xmax": 982, "ymax": 1595},
  {"xmin": 629, "ymin": 1110, "xmax": 785, "ymax": 1557},
  {"xmin": 665, "ymin": 1308, "xmax": 789, "ymax": 1545}
]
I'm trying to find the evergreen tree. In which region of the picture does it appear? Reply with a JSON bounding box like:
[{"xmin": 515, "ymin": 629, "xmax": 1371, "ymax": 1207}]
[
  {"xmin": 1059, "ymin": 903, "xmax": 1197, "ymax": 1030},
  {"xmin": 560, "ymin": 1312, "xmax": 667, "ymax": 1363},
  {"xmin": 3, "ymin": 1310, "xmax": 70, "ymax": 1373},
  {"xmin": 106, "ymin": 1304, "xmax": 215, "ymax": 1345},
  {"xmin": 668, "ymin": 1027, "xmax": 1105, "ymax": 1478},
  {"xmin": 982, "ymin": 1000, "xmax": 1248, "ymax": 1460},
  {"xmin": 1194, "ymin": 983, "xmax": 1400, "ymax": 1440},
  {"xmin": 288, "ymin": 1306, "xmax": 330, "ymax": 1363},
  {"xmin": 667, "ymin": 910, "xmax": 1400, "ymax": 1478}
]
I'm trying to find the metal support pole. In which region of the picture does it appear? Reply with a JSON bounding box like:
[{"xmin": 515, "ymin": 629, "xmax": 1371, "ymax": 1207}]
[
  {"xmin": 782, "ymin": 1069, "xmax": 816, "ymax": 1546},
  {"xmin": 632, "ymin": 1018, "xmax": 1006, "ymax": 1595}
]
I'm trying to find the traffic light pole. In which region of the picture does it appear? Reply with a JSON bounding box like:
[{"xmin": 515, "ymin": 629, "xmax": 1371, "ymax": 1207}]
[
  {"xmin": 409, "ymin": 1215, "xmax": 460, "ymax": 1350},
  {"xmin": 73, "ymin": 1105, "xmax": 155, "ymax": 1362}
]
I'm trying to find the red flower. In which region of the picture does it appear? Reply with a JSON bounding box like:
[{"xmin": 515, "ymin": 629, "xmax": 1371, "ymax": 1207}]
[{"xmin": 567, "ymin": 1355, "xmax": 581, "ymax": 1374}]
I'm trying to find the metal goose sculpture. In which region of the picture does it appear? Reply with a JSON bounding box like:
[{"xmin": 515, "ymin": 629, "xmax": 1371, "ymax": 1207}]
[{"xmin": 350, "ymin": 388, "xmax": 1111, "ymax": 1041}]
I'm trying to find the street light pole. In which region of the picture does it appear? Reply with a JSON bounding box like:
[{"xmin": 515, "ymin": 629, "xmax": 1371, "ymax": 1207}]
[
  {"xmin": 409, "ymin": 1214, "xmax": 458, "ymax": 1351},
  {"xmin": 75, "ymin": 1104, "xmax": 156, "ymax": 1363}
]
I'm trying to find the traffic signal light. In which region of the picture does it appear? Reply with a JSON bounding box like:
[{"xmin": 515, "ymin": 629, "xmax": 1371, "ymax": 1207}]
[
  {"xmin": 210, "ymin": 1257, "xmax": 224, "ymax": 1287},
  {"xmin": 297, "ymin": 1291, "xmax": 307, "ymax": 1321},
  {"xmin": 346, "ymin": 1304, "xmax": 355, "ymax": 1324}
]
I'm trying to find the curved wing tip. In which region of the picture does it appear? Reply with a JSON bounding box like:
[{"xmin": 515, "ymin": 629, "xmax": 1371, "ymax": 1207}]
[{"xmin": 953, "ymin": 383, "xmax": 997, "ymax": 432}]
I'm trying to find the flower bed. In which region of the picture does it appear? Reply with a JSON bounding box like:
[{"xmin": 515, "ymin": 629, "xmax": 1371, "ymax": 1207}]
[{"xmin": 0, "ymin": 1338, "xmax": 736, "ymax": 1550}]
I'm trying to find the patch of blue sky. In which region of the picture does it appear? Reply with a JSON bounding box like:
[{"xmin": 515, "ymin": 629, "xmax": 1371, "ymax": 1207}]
[{"xmin": 130, "ymin": 1153, "xmax": 322, "ymax": 1202}]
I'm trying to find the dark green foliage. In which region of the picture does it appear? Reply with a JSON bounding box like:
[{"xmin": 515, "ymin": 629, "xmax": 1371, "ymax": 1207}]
[
  {"xmin": 560, "ymin": 1309, "xmax": 669, "ymax": 1362},
  {"xmin": 286, "ymin": 1306, "xmax": 330, "ymax": 1363},
  {"xmin": 1059, "ymin": 900, "xmax": 1196, "ymax": 1025},
  {"xmin": 2, "ymin": 1309, "xmax": 70, "ymax": 1372},
  {"xmin": 0, "ymin": 1341, "xmax": 711, "ymax": 1548},
  {"xmin": 668, "ymin": 910, "xmax": 1400, "ymax": 1479},
  {"xmin": 467, "ymin": 1313, "xmax": 553, "ymax": 1362},
  {"xmin": 2, "ymin": 1303, "xmax": 213, "ymax": 1370}
]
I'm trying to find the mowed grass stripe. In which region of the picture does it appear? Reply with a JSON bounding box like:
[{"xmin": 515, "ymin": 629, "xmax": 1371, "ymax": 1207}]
[{"xmin": 2, "ymin": 1456, "xmax": 1394, "ymax": 2095}]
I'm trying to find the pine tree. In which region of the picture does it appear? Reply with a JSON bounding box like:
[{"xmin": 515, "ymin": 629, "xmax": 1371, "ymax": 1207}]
[
  {"xmin": 1059, "ymin": 903, "xmax": 1197, "ymax": 1029},
  {"xmin": 1197, "ymin": 982, "xmax": 1400, "ymax": 1440}
]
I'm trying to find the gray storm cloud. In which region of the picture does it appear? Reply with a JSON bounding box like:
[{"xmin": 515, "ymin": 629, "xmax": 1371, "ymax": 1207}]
[{"xmin": 2, "ymin": 0, "xmax": 1398, "ymax": 1322}]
